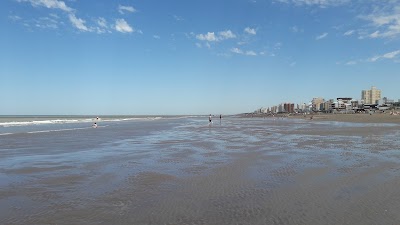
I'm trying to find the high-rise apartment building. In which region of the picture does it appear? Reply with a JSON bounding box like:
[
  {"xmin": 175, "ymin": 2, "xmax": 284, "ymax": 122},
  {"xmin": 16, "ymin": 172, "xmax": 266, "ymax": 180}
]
[
  {"xmin": 311, "ymin": 97, "xmax": 325, "ymax": 111},
  {"xmin": 361, "ymin": 86, "xmax": 381, "ymax": 104},
  {"xmin": 284, "ymin": 103, "xmax": 295, "ymax": 113}
]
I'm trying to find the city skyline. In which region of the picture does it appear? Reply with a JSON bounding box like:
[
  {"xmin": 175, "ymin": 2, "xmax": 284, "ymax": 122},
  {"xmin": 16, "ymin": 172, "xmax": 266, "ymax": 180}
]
[
  {"xmin": 1, "ymin": 0, "xmax": 400, "ymax": 115},
  {"xmin": 258, "ymin": 86, "xmax": 398, "ymax": 114}
]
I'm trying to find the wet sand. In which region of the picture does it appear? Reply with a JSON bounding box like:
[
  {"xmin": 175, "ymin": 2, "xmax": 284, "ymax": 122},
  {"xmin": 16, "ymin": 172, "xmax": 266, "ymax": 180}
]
[
  {"xmin": 1, "ymin": 118, "xmax": 400, "ymax": 224},
  {"xmin": 307, "ymin": 113, "xmax": 400, "ymax": 124}
]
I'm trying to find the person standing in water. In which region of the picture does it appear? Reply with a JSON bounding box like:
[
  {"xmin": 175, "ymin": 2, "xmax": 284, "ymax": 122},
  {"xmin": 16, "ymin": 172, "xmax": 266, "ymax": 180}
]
[
  {"xmin": 209, "ymin": 114, "xmax": 212, "ymax": 123},
  {"xmin": 92, "ymin": 122, "xmax": 98, "ymax": 128}
]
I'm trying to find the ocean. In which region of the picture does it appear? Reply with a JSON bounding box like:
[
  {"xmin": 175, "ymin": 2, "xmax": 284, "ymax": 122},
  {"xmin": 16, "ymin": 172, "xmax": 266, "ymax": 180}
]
[{"xmin": 1, "ymin": 116, "xmax": 400, "ymax": 224}]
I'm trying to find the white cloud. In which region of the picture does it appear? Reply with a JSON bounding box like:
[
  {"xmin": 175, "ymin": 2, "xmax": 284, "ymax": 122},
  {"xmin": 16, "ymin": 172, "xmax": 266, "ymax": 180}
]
[
  {"xmin": 383, "ymin": 50, "xmax": 400, "ymax": 59},
  {"xmin": 316, "ymin": 32, "xmax": 328, "ymax": 40},
  {"xmin": 368, "ymin": 50, "xmax": 400, "ymax": 62},
  {"xmin": 231, "ymin": 47, "xmax": 243, "ymax": 54},
  {"xmin": 69, "ymin": 14, "xmax": 89, "ymax": 31},
  {"xmin": 219, "ymin": 30, "xmax": 236, "ymax": 40},
  {"xmin": 196, "ymin": 32, "xmax": 218, "ymax": 42},
  {"xmin": 17, "ymin": 0, "xmax": 73, "ymax": 12},
  {"xmin": 35, "ymin": 16, "xmax": 58, "ymax": 29},
  {"xmin": 360, "ymin": 5, "xmax": 400, "ymax": 39},
  {"xmin": 9, "ymin": 15, "xmax": 22, "ymax": 21},
  {"xmin": 369, "ymin": 31, "xmax": 380, "ymax": 38},
  {"xmin": 94, "ymin": 18, "xmax": 109, "ymax": 34},
  {"xmin": 245, "ymin": 51, "xmax": 257, "ymax": 56},
  {"xmin": 231, "ymin": 48, "xmax": 258, "ymax": 56},
  {"xmin": 97, "ymin": 17, "xmax": 107, "ymax": 28},
  {"xmin": 275, "ymin": 0, "xmax": 350, "ymax": 8},
  {"xmin": 343, "ymin": 30, "xmax": 355, "ymax": 36},
  {"xmin": 244, "ymin": 27, "xmax": 256, "ymax": 35},
  {"xmin": 153, "ymin": 35, "xmax": 160, "ymax": 39},
  {"xmin": 196, "ymin": 30, "xmax": 236, "ymax": 42},
  {"xmin": 118, "ymin": 5, "xmax": 136, "ymax": 14},
  {"xmin": 346, "ymin": 61, "xmax": 357, "ymax": 65},
  {"xmin": 173, "ymin": 15, "xmax": 184, "ymax": 21},
  {"xmin": 291, "ymin": 26, "xmax": 304, "ymax": 33},
  {"xmin": 115, "ymin": 19, "xmax": 134, "ymax": 33}
]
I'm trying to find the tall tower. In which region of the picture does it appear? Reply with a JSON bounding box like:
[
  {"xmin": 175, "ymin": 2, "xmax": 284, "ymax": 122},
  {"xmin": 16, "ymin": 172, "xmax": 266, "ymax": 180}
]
[{"xmin": 361, "ymin": 86, "xmax": 381, "ymax": 104}]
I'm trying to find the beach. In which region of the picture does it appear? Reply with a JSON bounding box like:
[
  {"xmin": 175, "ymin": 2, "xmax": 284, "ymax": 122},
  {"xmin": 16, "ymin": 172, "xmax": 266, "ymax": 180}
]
[
  {"xmin": 306, "ymin": 112, "xmax": 400, "ymax": 124},
  {"xmin": 1, "ymin": 116, "xmax": 400, "ymax": 224}
]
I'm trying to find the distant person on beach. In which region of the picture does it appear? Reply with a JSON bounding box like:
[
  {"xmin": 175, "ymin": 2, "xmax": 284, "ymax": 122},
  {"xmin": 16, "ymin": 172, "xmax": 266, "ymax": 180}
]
[
  {"xmin": 220, "ymin": 114, "xmax": 222, "ymax": 120},
  {"xmin": 92, "ymin": 122, "xmax": 98, "ymax": 128},
  {"xmin": 209, "ymin": 114, "xmax": 212, "ymax": 123}
]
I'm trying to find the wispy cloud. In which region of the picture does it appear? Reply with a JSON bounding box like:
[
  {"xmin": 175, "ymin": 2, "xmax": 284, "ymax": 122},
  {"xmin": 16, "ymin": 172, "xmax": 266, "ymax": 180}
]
[
  {"xmin": 245, "ymin": 50, "xmax": 257, "ymax": 56},
  {"xmin": 69, "ymin": 14, "xmax": 90, "ymax": 32},
  {"xmin": 17, "ymin": 0, "xmax": 73, "ymax": 12},
  {"xmin": 345, "ymin": 60, "xmax": 357, "ymax": 65},
  {"xmin": 35, "ymin": 16, "xmax": 59, "ymax": 29},
  {"xmin": 196, "ymin": 30, "xmax": 236, "ymax": 42},
  {"xmin": 9, "ymin": 15, "xmax": 22, "ymax": 21},
  {"xmin": 343, "ymin": 49, "xmax": 400, "ymax": 65},
  {"xmin": 231, "ymin": 47, "xmax": 243, "ymax": 54},
  {"xmin": 359, "ymin": 3, "xmax": 400, "ymax": 39},
  {"xmin": 291, "ymin": 26, "xmax": 303, "ymax": 33},
  {"xmin": 15, "ymin": 0, "xmax": 141, "ymax": 35},
  {"xmin": 97, "ymin": 17, "xmax": 107, "ymax": 28},
  {"xmin": 153, "ymin": 35, "xmax": 160, "ymax": 39},
  {"xmin": 244, "ymin": 27, "xmax": 256, "ymax": 35},
  {"xmin": 219, "ymin": 30, "xmax": 236, "ymax": 40},
  {"xmin": 368, "ymin": 50, "xmax": 400, "ymax": 62},
  {"xmin": 173, "ymin": 15, "xmax": 184, "ymax": 21},
  {"xmin": 275, "ymin": 0, "xmax": 350, "ymax": 8},
  {"xmin": 343, "ymin": 30, "xmax": 355, "ymax": 36},
  {"xmin": 231, "ymin": 48, "xmax": 258, "ymax": 56},
  {"xmin": 94, "ymin": 17, "xmax": 110, "ymax": 33},
  {"xmin": 118, "ymin": 5, "xmax": 136, "ymax": 14},
  {"xmin": 196, "ymin": 32, "xmax": 218, "ymax": 42},
  {"xmin": 315, "ymin": 32, "xmax": 328, "ymax": 40},
  {"xmin": 115, "ymin": 19, "xmax": 134, "ymax": 33}
]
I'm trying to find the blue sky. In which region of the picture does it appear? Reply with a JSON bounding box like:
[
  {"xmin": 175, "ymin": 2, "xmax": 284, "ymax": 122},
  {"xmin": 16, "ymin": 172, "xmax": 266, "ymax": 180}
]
[{"xmin": 1, "ymin": 0, "xmax": 400, "ymax": 115}]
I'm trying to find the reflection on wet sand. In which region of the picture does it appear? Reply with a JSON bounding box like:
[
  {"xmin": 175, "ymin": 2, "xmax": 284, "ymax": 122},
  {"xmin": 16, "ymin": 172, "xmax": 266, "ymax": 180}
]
[{"xmin": 1, "ymin": 117, "xmax": 400, "ymax": 224}]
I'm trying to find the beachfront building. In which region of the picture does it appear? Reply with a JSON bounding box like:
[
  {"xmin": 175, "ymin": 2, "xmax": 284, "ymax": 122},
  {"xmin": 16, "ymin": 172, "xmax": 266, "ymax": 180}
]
[
  {"xmin": 311, "ymin": 97, "xmax": 325, "ymax": 112},
  {"xmin": 383, "ymin": 97, "xmax": 395, "ymax": 105},
  {"xmin": 284, "ymin": 103, "xmax": 295, "ymax": 113},
  {"xmin": 296, "ymin": 103, "xmax": 307, "ymax": 113},
  {"xmin": 270, "ymin": 106, "xmax": 278, "ymax": 114},
  {"xmin": 351, "ymin": 100, "xmax": 361, "ymax": 110},
  {"xmin": 332, "ymin": 98, "xmax": 353, "ymax": 111},
  {"xmin": 323, "ymin": 99, "xmax": 334, "ymax": 112},
  {"xmin": 361, "ymin": 86, "xmax": 381, "ymax": 104}
]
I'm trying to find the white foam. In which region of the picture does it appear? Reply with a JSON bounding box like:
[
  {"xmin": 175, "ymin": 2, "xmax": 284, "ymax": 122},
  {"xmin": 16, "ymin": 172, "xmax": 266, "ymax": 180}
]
[
  {"xmin": 0, "ymin": 118, "xmax": 93, "ymax": 127},
  {"xmin": 0, "ymin": 116, "xmax": 167, "ymax": 127},
  {"xmin": 27, "ymin": 127, "xmax": 92, "ymax": 134}
]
